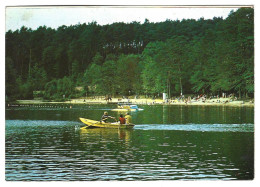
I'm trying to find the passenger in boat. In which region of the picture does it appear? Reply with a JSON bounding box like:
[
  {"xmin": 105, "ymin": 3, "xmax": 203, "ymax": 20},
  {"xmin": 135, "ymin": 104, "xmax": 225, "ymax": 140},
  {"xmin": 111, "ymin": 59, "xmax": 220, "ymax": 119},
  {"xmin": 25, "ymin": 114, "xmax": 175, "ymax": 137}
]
[
  {"xmin": 119, "ymin": 114, "xmax": 126, "ymax": 124},
  {"xmin": 101, "ymin": 111, "xmax": 115, "ymax": 122},
  {"xmin": 125, "ymin": 113, "xmax": 132, "ymax": 124}
]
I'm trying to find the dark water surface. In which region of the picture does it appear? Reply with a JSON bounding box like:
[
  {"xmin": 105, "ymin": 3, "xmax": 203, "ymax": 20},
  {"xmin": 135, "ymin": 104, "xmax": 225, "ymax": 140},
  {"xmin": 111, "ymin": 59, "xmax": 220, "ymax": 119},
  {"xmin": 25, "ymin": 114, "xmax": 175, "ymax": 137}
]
[{"xmin": 5, "ymin": 104, "xmax": 254, "ymax": 181}]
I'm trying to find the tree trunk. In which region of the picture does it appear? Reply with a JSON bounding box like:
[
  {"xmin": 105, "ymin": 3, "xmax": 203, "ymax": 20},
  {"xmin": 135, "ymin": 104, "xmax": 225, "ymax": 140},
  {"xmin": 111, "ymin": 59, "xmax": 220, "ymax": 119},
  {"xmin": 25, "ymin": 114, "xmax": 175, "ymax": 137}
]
[
  {"xmin": 178, "ymin": 64, "xmax": 183, "ymax": 96},
  {"xmin": 29, "ymin": 48, "xmax": 32, "ymax": 78},
  {"xmin": 179, "ymin": 77, "xmax": 183, "ymax": 96}
]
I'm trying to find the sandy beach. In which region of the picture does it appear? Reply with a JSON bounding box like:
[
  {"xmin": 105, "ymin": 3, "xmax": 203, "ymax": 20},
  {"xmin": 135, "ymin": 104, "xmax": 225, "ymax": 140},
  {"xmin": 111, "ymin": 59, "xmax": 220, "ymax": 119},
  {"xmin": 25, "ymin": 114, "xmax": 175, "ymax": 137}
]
[{"xmin": 14, "ymin": 97, "xmax": 254, "ymax": 107}]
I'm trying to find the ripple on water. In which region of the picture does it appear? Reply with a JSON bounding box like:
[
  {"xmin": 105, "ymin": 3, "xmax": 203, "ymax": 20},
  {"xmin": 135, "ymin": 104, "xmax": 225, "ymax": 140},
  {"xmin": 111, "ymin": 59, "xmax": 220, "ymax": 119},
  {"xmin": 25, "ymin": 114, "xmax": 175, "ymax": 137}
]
[
  {"xmin": 134, "ymin": 123, "xmax": 254, "ymax": 132},
  {"xmin": 5, "ymin": 120, "xmax": 254, "ymax": 181}
]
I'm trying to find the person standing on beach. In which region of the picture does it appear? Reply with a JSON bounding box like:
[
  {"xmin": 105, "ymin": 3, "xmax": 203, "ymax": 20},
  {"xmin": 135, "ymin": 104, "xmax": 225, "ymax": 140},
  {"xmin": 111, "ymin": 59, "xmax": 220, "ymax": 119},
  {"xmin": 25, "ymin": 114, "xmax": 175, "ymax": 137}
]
[{"xmin": 125, "ymin": 113, "xmax": 132, "ymax": 124}]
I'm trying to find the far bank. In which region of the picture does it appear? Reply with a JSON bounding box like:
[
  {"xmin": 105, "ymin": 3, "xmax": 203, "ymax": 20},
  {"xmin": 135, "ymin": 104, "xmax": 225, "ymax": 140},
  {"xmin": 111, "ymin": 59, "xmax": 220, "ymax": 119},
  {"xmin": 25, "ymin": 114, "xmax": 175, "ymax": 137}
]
[{"xmin": 12, "ymin": 97, "xmax": 254, "ymax": 107}]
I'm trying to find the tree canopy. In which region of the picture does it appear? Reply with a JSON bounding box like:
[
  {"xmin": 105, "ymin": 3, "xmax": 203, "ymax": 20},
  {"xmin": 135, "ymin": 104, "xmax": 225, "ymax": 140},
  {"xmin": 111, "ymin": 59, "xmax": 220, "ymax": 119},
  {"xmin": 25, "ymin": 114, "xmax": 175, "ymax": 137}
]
[{"xmin": 5, "ymin": 8, "xmax": 254, "ymax": 101}]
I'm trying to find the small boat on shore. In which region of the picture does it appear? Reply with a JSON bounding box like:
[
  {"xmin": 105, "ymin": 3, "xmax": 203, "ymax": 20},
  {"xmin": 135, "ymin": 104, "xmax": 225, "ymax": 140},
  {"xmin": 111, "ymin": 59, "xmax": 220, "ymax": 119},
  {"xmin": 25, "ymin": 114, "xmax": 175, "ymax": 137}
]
[
  {"xmin": 111, "ymin": 104, "xmax": 143, "ymax": 111},
  {"xmin": 79, "ymin": 117, "xmax": 135, "ymax": 129}
]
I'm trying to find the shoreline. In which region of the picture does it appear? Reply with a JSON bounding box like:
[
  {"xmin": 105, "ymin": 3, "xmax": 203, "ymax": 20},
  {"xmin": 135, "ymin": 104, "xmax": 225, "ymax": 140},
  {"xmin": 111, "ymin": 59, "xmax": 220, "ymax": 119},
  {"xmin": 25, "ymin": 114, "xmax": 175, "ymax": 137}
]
[{"xmin": 12, "ymin": 97, "xmax": 254, "ymax": 107}]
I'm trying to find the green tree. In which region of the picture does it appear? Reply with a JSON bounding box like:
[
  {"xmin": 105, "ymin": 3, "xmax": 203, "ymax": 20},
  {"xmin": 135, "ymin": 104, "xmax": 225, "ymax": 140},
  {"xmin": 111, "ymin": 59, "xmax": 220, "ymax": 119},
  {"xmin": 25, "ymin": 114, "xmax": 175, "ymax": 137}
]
[
  {"xmin": 140, "ymin": 56, "xmax": 163, "ymax": 95},
  {"xmin": 30, "ymin": 63, "xmax": 48, "ymax": 90},
  {"xmin": 101, "ymin": 60, "xmax": 117, "ymax": 96},
  {"xmin": 117, "ymin": 54, "xmax": 141, "ymax": 95},
  {"xmin": 5, "ymin": 8, "xmax": 254, "ymax": 100},
  {"xmin": 213, "ymin": 8, "xmax": 254, "ymax": 97},
  {"xmin": 189, "ymin": 31, "xmax": 217, "ymax": 94},
  {"xmin": 83, "ymin": 63, "xmax": 102, "ymax": 95},
  {"xmin": 5, "ymin": 57, "xmax": 18, "ymax": 101}
]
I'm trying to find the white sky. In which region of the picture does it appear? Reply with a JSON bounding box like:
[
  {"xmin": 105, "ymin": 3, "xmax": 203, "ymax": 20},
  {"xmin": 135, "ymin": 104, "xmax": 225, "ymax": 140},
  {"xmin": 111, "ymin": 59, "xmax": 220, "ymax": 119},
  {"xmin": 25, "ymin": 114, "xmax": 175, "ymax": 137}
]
[{"xmin": 5, "ymin": 6, "xmax": 240, "ymax": 32}]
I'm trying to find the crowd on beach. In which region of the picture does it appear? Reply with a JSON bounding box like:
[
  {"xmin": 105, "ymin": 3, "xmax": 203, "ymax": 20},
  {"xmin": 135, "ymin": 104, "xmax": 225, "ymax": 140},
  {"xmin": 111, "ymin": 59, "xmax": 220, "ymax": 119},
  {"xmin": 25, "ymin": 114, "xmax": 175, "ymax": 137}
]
[
  {"xmin": 72, "ymin": 92, "xmax": 254, "ymax": 106},
  {"xmin": 169, "ymin": 93, "xmax": 237, "ymax": 104},
  {"xmin": 14, "ymin": 93, "xmax": 254, "ymax": 106},
  {"xmin": 162, "ymin": 93, "xmax": 253, "ymax": 105}
]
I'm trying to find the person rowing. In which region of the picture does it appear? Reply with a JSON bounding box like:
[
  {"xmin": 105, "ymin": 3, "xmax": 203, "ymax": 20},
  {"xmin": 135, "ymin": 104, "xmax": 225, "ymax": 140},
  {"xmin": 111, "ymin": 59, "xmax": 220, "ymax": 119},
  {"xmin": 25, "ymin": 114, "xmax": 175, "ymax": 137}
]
[
  {"xmin": 101, "ymin": 111, "xmax": 115, "ymax": 123},
  {"xmin": 119, "ymin": 114, "xmax": 126, "ymax": 124},
  {"xmin": 125, "ymin": 112, "xmax": 132, "ymax": 124}
]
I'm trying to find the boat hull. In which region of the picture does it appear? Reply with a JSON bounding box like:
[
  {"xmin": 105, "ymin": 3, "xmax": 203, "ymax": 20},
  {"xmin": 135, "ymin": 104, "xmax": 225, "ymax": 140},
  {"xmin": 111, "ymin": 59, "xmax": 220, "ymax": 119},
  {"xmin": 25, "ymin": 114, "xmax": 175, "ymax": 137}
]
[{"xmin": 79, "ymin": 118, "xmax": 135, "ymax": 129}]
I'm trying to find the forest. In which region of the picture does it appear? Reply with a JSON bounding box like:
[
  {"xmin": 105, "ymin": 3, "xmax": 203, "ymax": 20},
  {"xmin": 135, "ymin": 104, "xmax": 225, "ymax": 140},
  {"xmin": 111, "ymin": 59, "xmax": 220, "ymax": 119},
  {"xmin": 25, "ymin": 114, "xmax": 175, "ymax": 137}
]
[{"xmin": 5, "ymin": 8, "xmax": 254, "ymax": 101}]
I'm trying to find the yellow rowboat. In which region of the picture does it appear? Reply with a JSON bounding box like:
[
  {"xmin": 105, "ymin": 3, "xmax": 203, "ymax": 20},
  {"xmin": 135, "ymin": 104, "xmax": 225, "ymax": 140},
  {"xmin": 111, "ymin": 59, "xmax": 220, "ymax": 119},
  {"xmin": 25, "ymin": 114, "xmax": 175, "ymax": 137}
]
[{"xmin": 79, "ymin": 117, "xmax": 135, "ymax": 129}]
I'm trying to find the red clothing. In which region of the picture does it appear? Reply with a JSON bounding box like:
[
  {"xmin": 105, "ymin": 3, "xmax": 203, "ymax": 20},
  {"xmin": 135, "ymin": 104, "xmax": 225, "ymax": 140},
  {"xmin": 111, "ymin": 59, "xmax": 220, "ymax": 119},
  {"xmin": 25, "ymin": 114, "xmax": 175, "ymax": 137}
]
[{"xmin": 119, "ymin": 117, "xmax": 126, "ymax": 124}]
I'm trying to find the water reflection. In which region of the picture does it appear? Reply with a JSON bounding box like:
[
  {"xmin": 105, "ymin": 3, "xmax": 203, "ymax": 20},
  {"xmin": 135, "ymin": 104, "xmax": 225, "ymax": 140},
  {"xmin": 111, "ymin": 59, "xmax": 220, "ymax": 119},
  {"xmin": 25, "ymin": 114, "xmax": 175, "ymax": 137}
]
[
  {"xmin": 163, "ymin": 105, "xmax": 167, "ymax": 124},
  {"xmin": 79, "ymin": 128, "xmax": 132, "ymax": 145},
  {"xmin": 5, "ymin": 105, "xmax": 254, "ymax": 181},
  {"xmin": 5, "ymin": 119, "xmax": 254, "ymax": 181},
  {"xmin": 6, "ymin": 104, "xmax": 254, "ymax": 125}
]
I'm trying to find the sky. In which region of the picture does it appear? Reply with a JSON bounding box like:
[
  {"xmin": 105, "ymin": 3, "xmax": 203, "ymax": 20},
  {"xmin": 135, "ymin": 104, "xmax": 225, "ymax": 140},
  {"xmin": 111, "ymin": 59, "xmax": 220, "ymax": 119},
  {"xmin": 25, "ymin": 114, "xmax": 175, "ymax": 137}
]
[{"xmin": 5, "ymin": 6, "xmax": 240, "ymax": 32}]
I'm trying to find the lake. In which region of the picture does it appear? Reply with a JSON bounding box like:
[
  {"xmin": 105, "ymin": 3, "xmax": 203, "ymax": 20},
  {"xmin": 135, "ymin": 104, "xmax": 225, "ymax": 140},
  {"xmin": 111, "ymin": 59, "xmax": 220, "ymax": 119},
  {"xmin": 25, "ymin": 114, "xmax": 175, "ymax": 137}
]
[{"xmin": 5, "ymin": 104, "xmax": 254, "ymax": 181}]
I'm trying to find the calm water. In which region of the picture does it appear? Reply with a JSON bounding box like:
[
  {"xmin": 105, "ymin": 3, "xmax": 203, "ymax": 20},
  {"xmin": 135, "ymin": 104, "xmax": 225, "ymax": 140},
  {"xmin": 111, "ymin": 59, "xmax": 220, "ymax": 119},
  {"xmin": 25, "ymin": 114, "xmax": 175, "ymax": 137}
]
[{"xmin": 5, "ymin": 104, "xmax": 254, "ymax": 181}]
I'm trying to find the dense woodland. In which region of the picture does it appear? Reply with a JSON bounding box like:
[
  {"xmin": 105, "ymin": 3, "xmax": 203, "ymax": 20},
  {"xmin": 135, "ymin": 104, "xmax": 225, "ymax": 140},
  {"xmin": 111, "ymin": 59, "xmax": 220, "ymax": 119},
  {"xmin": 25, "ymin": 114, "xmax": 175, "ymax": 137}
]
[{"xmin": 5, "ymin": 8, "xmax": 254, "ymax": 101}]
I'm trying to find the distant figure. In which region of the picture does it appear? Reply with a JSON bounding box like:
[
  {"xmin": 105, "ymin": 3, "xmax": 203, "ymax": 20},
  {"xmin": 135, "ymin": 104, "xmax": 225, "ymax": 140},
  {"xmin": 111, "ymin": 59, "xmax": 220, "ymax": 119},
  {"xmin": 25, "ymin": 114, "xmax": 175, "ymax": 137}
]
[
  {"xmin": 105, "ymin": 97, "xmax": 112, "ymax": 101},
  {"xmin": 125, "ymin": 113, "xmax": 132, "ymax": 124},
  {"xmin": 119, "ymin": 114, "xmax": 126, "ymax": 124},
  {"xmin": 101, "ymin": 111, "xmax": 115, "ymax": 122}
]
